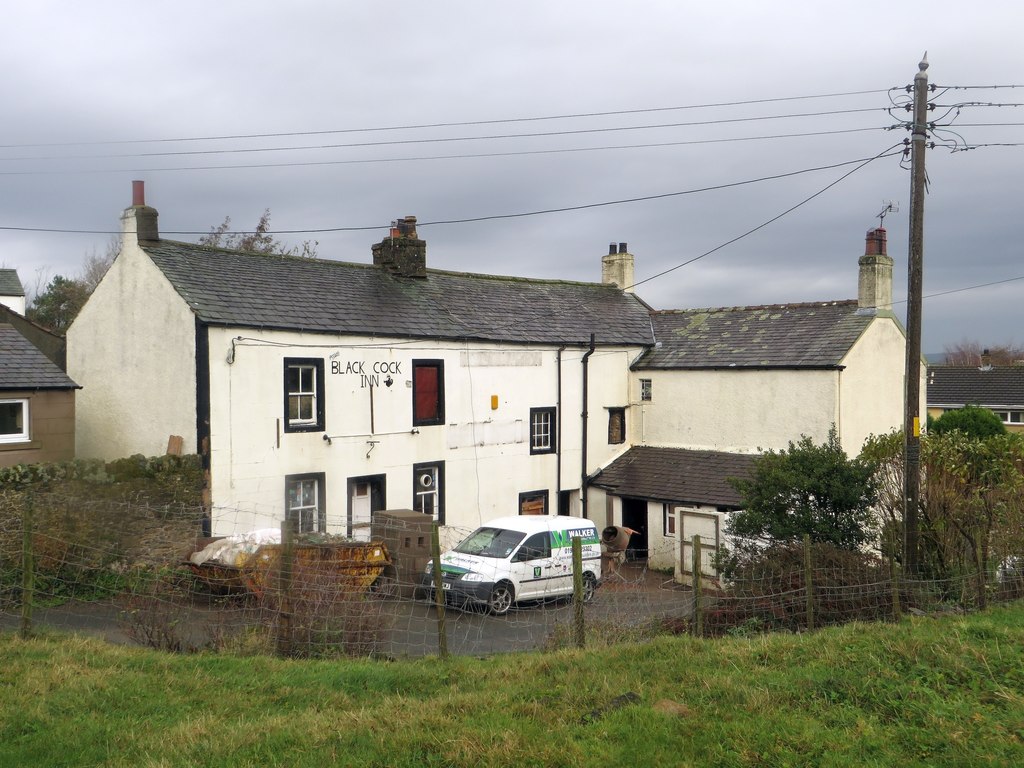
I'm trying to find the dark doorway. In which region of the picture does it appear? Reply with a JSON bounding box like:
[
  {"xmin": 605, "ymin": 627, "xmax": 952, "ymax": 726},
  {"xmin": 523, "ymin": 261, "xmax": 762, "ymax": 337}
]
[{"xmin": 620, "ymin": 497, "xmax": 649, "ymax": 561}]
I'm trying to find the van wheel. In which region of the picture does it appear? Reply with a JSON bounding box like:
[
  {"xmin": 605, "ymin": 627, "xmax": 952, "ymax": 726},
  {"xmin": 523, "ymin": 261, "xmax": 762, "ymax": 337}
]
[
  {"xmin": 488, "ymin": 582, "xmax": 514, "ymax": 615},
  {"xmin": 582, "ymin": 572, "xmax": 598, "ymax": 603}
]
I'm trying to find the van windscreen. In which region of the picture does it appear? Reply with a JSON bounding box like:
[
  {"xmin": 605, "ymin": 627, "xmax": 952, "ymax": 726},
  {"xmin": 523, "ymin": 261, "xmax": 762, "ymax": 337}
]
[{"xmin": 454, "ymin": 527, "xmax": 527, "ymax": 558}]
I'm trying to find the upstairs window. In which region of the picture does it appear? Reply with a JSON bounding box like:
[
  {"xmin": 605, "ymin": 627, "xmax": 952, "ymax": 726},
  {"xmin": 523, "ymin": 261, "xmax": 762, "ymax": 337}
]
[
  {"xmin": 608, "ymin": 407, "xmax": 626, "ymax": 444},
  {"xmin": 0, "ymin": 399, "xmax": 29, "ymax": 444},
  {"xmin": 284, "ymin": 358, "xmax": 325, "ymax": 432},
  {"xmin": 412, "ymin": 360, "xmax": 445, "ymax": 426},
  {"xmin": 529, "ymin": 407, "xmax": 556, "ymax": 454},
  {"xmin": 640, "ymin": 378, "xmax": 652, "ymax": 402}
]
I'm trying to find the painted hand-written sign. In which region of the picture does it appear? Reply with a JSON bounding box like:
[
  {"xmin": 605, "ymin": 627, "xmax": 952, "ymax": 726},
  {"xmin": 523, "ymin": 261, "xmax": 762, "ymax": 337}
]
[{"xmin": 330, "ymin": 357, "xmax": 402, "ymax": 389}]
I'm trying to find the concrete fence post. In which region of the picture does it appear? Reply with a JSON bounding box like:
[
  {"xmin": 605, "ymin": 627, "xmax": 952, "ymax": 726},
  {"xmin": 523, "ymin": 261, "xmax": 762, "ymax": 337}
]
[{"xmin": 692, "ymin": 534, "xmax": 703, "ymax": 637}]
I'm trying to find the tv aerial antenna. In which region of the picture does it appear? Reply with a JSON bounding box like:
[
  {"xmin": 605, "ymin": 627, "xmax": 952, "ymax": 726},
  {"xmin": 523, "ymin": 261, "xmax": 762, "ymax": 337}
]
[{"xmin": 877, "ymin": 201, "xmax": 899, "ymax": 226}]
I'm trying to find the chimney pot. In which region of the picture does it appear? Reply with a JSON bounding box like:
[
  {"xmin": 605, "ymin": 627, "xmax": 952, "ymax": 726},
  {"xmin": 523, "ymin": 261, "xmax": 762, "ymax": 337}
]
[
  {"xmin": 601, "ymin": 242, "xmax": 635, "ymax": 293},
  {"xmin": 865, "ymin": 227, "xmax": 887, "ymax": 256},
  {"xmin": 132, "ymin": 180, "xmax": 146, "ymax": 207}
]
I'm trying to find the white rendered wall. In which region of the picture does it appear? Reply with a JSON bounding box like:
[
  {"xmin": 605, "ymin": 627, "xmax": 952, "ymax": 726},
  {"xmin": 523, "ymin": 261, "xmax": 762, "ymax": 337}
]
[
  {"xmin": 0, "ymin": 295, "xmax": 26, "ymax": 315},
  {"xmin": 67, "ymin": 239, "xmax": 198, "ymax": 459},
  {"xmin": 634, "ymin": 368, "xmax": 838, "ymax": 453},
  {"xmin": 204, "ymin": 326, "xmax": 642, "ymax": 535},
  {"xmin": 837, "ymin": 315, "xmax": 911, "ymax": 456}
]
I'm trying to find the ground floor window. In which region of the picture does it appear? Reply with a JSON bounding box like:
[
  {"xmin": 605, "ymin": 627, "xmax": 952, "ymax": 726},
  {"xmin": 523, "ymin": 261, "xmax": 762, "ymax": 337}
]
[
  {"xmin": 0, "ymin": 399, "xmax": 28, "ymax": 443},
  {"xmin": 286, "ymin": 472, "xmax": 326, "ymax": 533},
  {"xmin": 663, "ymin": 503, "xmax": 676, "ymax": 537},
  {"xmin": 992, "ymin": 409, "xmax": 1024, "ymax": 425},
  {"xmin": 519, "ymin": 490, "xmax": 548, "ymax": 516},
  {"xmin": 413, "ymin": 461, "xmax": 445, "ymax": 524}
]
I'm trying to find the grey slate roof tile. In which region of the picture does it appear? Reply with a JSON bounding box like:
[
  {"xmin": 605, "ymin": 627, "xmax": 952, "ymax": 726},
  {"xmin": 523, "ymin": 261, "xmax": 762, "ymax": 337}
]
[
  {"xmin": 143, "ymin": 241, "xmax": 654, "ymax": 346},
  {"xmin": 927, "ymin": 366, "xmax": 1024, "ymax": 408},
  {"xmin": 592, "ymin": 445, "xmax": 756, "ymax": 507},
  {"xmin": 636, "ymin": 301, "xmax": 874, "ymax": 369},
  {"xmin": 0, "ymin": 269, "xmax": 25, "ymax": 297},
  {"xmin": 0, "ymin": 325, "xmax": 78, "ymax": 389}
]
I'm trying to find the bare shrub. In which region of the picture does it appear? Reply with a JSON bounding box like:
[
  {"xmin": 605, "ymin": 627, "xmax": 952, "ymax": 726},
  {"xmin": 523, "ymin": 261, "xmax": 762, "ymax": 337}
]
[
  {"xmin": 701, "ymin": 542, "xmax": 897, "ymax": 636},
  {"xmin": 263, "ymin": 560, "xmax": 393, "ymax": 659}
]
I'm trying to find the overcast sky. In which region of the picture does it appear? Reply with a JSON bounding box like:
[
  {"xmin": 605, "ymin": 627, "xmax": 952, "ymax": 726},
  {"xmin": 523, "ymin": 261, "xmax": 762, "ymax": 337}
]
[{"xmin": 1, "ymin": 1, "xmax": 1021, "ymax": 353}]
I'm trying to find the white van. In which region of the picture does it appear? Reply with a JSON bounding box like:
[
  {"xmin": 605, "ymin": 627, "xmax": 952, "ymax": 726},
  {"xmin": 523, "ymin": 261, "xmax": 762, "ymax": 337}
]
[{"xmin": 417, "ymin": 515, "xmax": 601, "ymax": 615}]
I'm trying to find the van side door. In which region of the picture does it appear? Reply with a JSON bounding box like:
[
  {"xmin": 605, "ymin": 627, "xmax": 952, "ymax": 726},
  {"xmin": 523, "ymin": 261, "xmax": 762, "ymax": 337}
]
[{"xmin": 510, "ymin": 531, "xmax": 555, "ymax": 599}]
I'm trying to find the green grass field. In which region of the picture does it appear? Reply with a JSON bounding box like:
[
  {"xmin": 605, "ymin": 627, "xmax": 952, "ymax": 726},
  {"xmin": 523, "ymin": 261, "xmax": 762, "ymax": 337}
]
[{"xmin": 2, "ymin": 605, "xmax": 1023, "ymax": 767}]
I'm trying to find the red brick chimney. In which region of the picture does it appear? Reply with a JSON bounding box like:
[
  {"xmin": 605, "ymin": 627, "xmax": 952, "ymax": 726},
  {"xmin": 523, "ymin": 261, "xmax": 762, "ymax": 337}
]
[{"xmin": 858, "ymin": 227, "xmax": 892, "ymax": 310}]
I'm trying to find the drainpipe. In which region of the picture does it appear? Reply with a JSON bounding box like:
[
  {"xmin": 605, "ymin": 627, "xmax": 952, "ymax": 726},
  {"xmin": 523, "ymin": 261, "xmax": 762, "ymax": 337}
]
[
  {"xmin": 580, "ymin": 334, "xmax": 596, "ymax": 519},
  {"xmin": 556, "ymin": 346, "xmax": 565, "ymax": 511}
]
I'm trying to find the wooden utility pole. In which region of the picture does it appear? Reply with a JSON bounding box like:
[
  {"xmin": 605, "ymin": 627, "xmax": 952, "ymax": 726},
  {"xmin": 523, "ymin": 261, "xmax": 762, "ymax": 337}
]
[{"xmin": 903, "ymin": 54, "xmax": 929, "ymax": 573}]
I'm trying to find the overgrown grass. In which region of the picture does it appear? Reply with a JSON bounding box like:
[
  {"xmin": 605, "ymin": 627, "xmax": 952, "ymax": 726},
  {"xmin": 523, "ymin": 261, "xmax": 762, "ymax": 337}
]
[{"xmin": 2, "ymin": 603, "xmax": 1023, "ymax": 767}]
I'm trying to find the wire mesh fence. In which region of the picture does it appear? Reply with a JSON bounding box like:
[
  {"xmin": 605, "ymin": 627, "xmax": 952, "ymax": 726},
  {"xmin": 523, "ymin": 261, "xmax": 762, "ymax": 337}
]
[{"xmin": 2, "ymin": 494, "xmax": 1022, "ymax": 657}]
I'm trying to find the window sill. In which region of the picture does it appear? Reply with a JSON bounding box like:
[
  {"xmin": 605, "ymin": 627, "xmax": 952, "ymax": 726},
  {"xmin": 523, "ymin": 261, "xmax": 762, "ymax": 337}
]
[{"xmin": 0, "ymin": 440, "xmax": 38, "ymax": 452}]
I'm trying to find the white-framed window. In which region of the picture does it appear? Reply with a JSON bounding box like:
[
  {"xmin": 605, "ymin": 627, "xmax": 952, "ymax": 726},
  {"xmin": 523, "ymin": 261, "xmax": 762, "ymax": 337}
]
[
  {"xmin": 992, "ymin": 410, "xmax": 1024, "ymax": 425},
  {"xmin": 286, "ymin": 473, "xmax": 325, "ymax": 533},
  {"xmin": 663, "ymin": 503, "xmax": 676, "ymax": 537},
  {"xmin": 529, "ymin": 407, "xmax": 556, "ymax": 454},
  {"xmin": 284, "ymin": 358, "xmax": 325, "ymax": 432},
  {"xmin": 0, "ymin": 399, "xmax": 29, "ymax": 444},
  {"xmin": 640, "ymin": 379, "xmax": 652, "ymax": 402},
  {"xmin": 413, "ymin": 461, "xmax": 445, "ymax": 524}
]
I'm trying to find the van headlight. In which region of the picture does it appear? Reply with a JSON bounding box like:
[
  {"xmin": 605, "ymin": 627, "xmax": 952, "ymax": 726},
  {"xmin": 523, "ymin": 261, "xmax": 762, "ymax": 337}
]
[{"xmin": 461, "ymin": 572, "xmax": 486, "ymax": 582}]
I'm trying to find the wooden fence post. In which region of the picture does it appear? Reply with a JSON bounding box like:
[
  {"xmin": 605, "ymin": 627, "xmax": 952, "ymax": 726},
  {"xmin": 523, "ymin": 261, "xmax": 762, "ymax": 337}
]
[
  {"xmin": 803, "ymin": 534, "xmax": 814, "ymax": 631},
  {"xmin": 276, "ymin": 517, "xmax": 296, "ymax": 657},
  {"xmin": 430, "ymin": 524, "xmax": 449, "ymax": 660},
  {"xmin": 572, "ymin": 537, "xmax": 585, "ymax": 649},
  {"xmin": 975, "ymin": 540, "xmax": 987, "ymax": 611},
  {"xmin": 20, "ymin": 493, "xmax": 34, "ymax": 639},
  {"xmin": 692, "ymin": 534, "xmax": 703, "ymax": 637},
  {"xmin": 889, "ymin": 524, "xmax": 902, "ymax": 621}
]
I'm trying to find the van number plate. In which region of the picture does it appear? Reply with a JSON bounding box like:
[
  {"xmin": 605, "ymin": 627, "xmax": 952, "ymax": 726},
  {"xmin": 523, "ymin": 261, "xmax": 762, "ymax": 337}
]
[{"xmin": 442, "ymin": 582, "xmax": 451, "ymax": 590}]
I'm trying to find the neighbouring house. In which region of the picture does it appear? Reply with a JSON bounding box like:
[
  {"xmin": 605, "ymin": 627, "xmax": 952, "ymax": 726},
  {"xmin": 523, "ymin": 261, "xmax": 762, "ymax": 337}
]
[
  {"xmin": 0, "ymin": 273, "xmax": 78, "ymax": 466},
  {"xmin": 586, "ymin": 228, "xmax": 923, "ymax": 571},
  {"xmin": 0, "ymin": 268, "xmax": 27, "ymax": 316},
  {"xmin": 927, "ymin": 358, "xmax": 1024, "ymax": 434},
  {"xmin": 67, "ymin": 183, "xmax": 654, "ymax": 538}
]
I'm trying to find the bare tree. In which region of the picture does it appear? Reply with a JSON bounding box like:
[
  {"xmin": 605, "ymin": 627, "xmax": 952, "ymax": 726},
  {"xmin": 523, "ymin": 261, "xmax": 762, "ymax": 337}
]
[
  {"xmin": 942, "ymin": 340, "xmax": 1024, "ymax": 366},
  {"xmin": 81, "ymin": 236, "xmax": 120, "ymax": 292},
  {"xmin": 198, "ymin": 209, "xmax": 318, "ymax": 258}
]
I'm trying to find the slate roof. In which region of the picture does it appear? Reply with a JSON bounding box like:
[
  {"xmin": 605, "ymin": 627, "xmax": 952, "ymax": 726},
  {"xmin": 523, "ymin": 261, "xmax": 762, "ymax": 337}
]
[
  {"xmin": 635, "ymin": 301, "xmax": 877, "ymax": 369},
  {"xmin": 0, "ymin": 324, "xmax": 78, "ymax": 390},
  {"xmin": 0, "ymin": 269, "xmax": 24, "ymax": 297},
  {"xmin": 591, "ymin": 446, "xmax": 756, "ymax": 507},
  {"xmin": 927, "ymin": 366, "xmax": 1024, "ymax": 408},
  {"xmin": 142, "ymin": 241, "xmax": 655, "ymax": 346}
]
